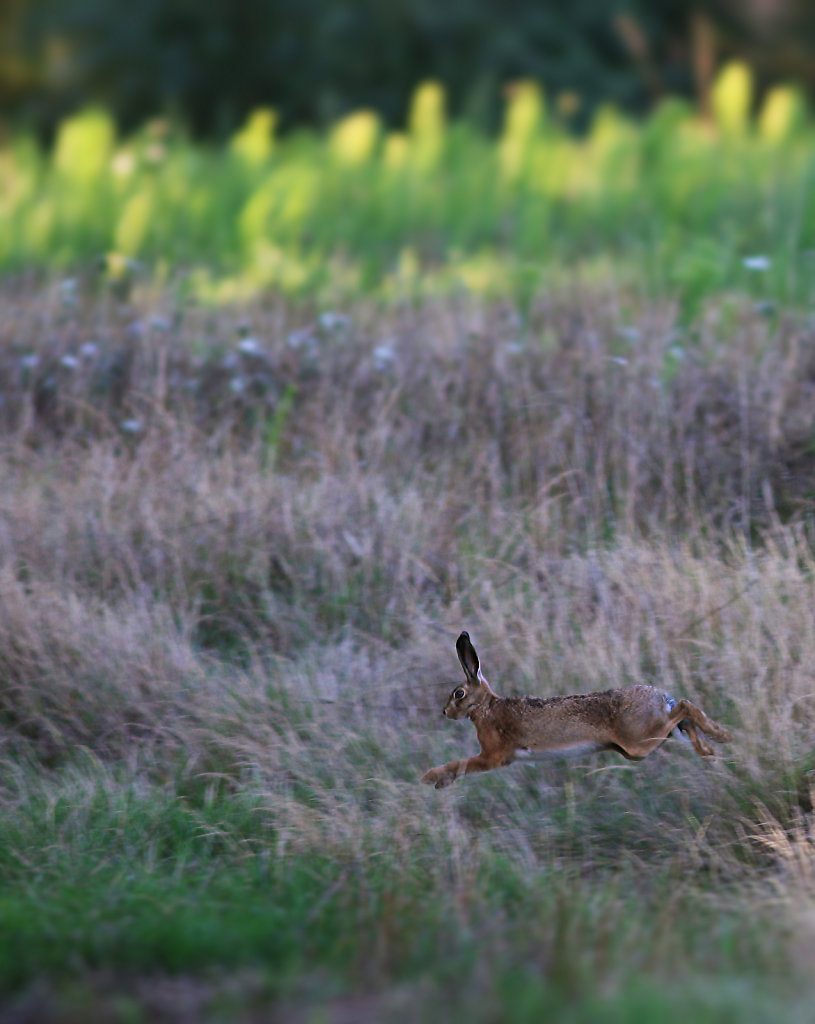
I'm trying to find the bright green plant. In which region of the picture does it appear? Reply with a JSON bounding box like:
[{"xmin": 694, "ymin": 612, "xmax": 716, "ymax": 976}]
[{"xmin": 1, "ymin": 70, "xmax": 814, "ymax": 313}]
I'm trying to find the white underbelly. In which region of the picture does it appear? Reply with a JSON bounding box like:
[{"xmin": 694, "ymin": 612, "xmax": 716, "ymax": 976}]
[{"xmin": 514, "ymin": 742, "xmax": 607, "ymax": 762}]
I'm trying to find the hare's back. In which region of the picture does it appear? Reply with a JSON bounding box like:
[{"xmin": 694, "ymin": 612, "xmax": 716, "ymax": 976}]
[{"xmin": 509, "ymin": 685, "xmax": 668, "ymax": 748}]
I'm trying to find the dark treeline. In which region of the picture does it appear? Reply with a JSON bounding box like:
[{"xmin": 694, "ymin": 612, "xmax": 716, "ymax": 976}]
[{"xmin": 2, "ymin": 0, "xmax": 815, "ymax": 138}]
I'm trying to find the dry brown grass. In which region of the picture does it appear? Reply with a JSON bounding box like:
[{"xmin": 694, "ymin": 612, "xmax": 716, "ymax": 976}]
[{"xmin": 2, "ymin": 278, "xmax": 815, "ymax": 1017}]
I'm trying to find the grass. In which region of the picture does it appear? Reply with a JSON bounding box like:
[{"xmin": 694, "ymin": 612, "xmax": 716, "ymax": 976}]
[
  {"xmin": 2, "ymin": 65, "xmax": 815, "ymax": 312},
  {"xmin": 1, "ymin": 271, "xmax": 815, "ymax": 1021},
  {"xmin": 3, "ymin": 60, "xmax": 815, "ymax": 1019},
  {"xmin": 0, "ymin": 761, "xmax": 809, "ymax": 1022}
]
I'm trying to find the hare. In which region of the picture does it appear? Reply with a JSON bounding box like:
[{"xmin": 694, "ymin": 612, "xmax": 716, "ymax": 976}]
[{"xmin": 421, "ymin": 631, "xmax": 732, "ymax": 789}]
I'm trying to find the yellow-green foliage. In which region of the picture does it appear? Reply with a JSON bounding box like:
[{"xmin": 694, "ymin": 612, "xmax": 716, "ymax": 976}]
[
  {"xmin": 383, "ymin": 131, "xmax": 409, "ymax": 169},
  {"xmin": 759, "ymin": 85, "xmax": 807, "ymax": 143},
  {"xmin": 330, "ymin": 109, "xmax": 381, "ymax": 166},
  {"xmin": 238, "ymin": 163, "xmax": 321, "ymax": 253},
  {"xmin": 0, "ymin": 65, "xmax": 813, "ymax": 306},
  {"xmin": 408, "ymin": 80, "xmax": 446, "ymax": 170},
  {"xmin": 53, "ymin": 107, "xmax": 116, "ymax": 183},
  {"xmin": 499, "ymin": 80, "xmax": 544, "ymax": 182},
  {"xmin": 114, "ymin": 188, "xmax": 154, "ymax": 256},
  {"xmin": 230, "ymin": 107, "xmax": 277, "ymax": 166},
  {"xmin": 711, "ymin": 61, "xmax": 754, "ymax": 138}
]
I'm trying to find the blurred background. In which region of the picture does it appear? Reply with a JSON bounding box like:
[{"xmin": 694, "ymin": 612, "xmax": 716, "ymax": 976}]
[{"xmin": 3, "ymin": 0, "xmax": 815, "ymax": 138}]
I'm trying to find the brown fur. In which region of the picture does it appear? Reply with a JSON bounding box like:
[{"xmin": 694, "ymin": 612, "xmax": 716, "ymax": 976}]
[{"xmin": 421, "ymin": 632, "xmax": 732, "ymax": 789}]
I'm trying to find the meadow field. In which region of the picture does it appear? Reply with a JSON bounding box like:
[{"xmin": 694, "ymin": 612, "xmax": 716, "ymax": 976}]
[{"xmin": 2, "ymin": 65, "xmax": 815, "ymax": 1022}]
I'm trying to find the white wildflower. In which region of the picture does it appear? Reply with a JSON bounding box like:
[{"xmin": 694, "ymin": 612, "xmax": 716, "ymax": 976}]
[
  {"xmin": 287, "ymin": 329, "xmax": 315, "ymax": 350},
  {"xmin": 373, "ymin": 344, "xmax": 396, "ymax": 370},
  {"xmin": 60, "ymin": 354, "xmax": 80, "ymax": 370},
  {"xmin": 238, "ymin": 337, "xmax": 264, "ymax": 356},
  {"xmin": 743, "ymin": 255, "xmax": 771, "ymax": 271},
  {"xmin": 318, "ymin": 311, "xmax": 350, "ymax": 331},
  {"xmin": 120, "ymin": 419, "xmax": 142, "ymax": 434}
]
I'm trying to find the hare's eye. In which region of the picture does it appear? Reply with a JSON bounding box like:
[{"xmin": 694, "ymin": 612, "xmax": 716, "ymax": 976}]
[{"xmin": 454, "ymin": 687, "xmax": 466, "ymax": 701}]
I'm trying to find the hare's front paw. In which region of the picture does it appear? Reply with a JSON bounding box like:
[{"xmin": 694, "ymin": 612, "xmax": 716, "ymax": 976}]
[
  {"xmin": 420, "ymin": 766, "xmax": 442, "ymax": 786},
  {"xmin": 421, "ymin": 766, "xmax": 456, "ymax": 789}
]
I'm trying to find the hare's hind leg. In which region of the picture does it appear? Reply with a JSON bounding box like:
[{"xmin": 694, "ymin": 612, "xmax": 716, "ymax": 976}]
[
  {"xmin": 675, "ymin": 718, "xmax": 714, "ymax": 757},
  {"xmin": 667, "ymin": 699, "xmax": 730, "ymax": 758}
]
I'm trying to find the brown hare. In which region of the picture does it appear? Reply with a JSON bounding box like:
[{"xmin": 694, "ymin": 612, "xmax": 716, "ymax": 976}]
[{"xmin": 421, "ymin": 631, "xmax": 732, "ymax": 789}]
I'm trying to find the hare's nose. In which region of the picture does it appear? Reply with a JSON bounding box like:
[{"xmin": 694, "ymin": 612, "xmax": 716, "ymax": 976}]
[{"xmin": 442, "ymin": 708, "xmax": 448, "ymax": 718}]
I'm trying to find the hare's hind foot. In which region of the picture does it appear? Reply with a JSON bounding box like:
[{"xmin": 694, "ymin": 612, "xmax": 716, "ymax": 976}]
[
  {"xmin": 678, "ymin": 719, "xmax": 715, "ymax": 757},
  {"xmin": 669, "ymin": 699, "xmax": 731, "ymax": 756}
]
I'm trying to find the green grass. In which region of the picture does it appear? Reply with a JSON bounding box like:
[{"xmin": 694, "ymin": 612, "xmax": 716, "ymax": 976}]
[
  {"xmin": 0, "ymin": 764, "xmax": 805, "ymax": 1023},
  {"xmin": 2, "ymin": 65, "xmax": 815, "ymax": 311}
]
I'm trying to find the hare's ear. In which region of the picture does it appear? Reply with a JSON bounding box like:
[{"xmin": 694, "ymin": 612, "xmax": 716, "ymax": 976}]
[{"xmin": 456, "ymin": 631, "xmax": 480, "ymax": 680}]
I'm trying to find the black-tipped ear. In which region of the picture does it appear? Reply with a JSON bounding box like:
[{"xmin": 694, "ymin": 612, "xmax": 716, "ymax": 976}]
[{"xmin": 456, "ymin": 631, "xmax": 480, "ymax": 680}]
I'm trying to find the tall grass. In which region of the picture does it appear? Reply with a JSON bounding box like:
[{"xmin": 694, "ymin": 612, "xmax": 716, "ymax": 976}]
[
  {"xmin": 1, "ymin": 277, "xmax": 815, "ymax": 1019},
  {"xmin": 2, "ymin": 63, "xmax": 815, "ymax": 311}
]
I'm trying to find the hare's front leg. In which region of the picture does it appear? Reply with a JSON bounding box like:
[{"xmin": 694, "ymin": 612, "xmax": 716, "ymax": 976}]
[
  {"xmin": 421, "ymin": 753, "xmax": 505, "ymax": 789},
  {"xmin": 420, "ymin": 762, "xmax": 457, "ymax": 789},
  {"xmin": 420, "ymin": 759, "xmax": 467, "ymax": 789}
]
